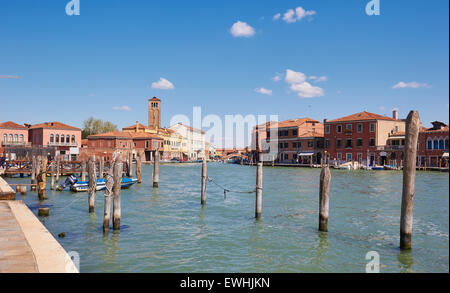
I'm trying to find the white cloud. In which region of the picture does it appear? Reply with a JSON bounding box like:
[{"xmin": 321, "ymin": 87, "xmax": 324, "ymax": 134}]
[
  {"xmin": 285, "ymin": 69, "xmax": 307, "ymax": 84},
  {"xmin": 273, "ymin": 13, "xmax": 281, "ymax": 21},
  {"xmin": 282, "ymin": 6, "xmax": 316, "ymax": 23},
  {"xmin": 113, "ymin": 105, "xmax": 131, "ymax": 111},
  {"xmin": 254, "ymin": 88, "xmax": 272, "ymax": 95},
  {"xmin": 151, "ymin": 77, "xmax": 175, "ymax": 90},
  {"xmin": 272, "ymin": 72, "xmax": 282, "ymax": 82},
  {"xmin": 309, "ymin": 75, "xmax": 327, "ymax": 82},
  {"xmin": 289, "ymin": 81, "xmax": 324, "ymax": 98},
  {"xmin": 230, "ymin": 21, "xmax": 255, "ymax": 38},
  {"xmin": 392, "ymin": 81, "xmax": 430, "ymax": 89}
]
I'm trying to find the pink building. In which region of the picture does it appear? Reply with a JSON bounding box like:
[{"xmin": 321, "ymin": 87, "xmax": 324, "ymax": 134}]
[
  {"xmin": 27, "ymin": 122, "xmax": 82, "ymax": 159},
  {"xmin": 0, "ymin": 121, "xmax": 29, "ymax": 156}
]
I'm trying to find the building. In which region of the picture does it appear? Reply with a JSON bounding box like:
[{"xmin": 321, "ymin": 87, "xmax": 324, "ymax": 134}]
[
  {"xmin": 324, "ymin": 110, "xmax": 405, "ymax": 166},
  {"xmin": 84, "ymin": 131, "xmax": 163, "ymax": 162},
  {"xmin": 0, "ymin": 121, "xmax": 29, "ymax": 157},
  {"xmin": 170, "ymin": 123, "xmax": 206, "ymax": 160},
  {"xmin": 148, "ymin": 97, "xmax": 161, "ymax": 129},
  {"xmin": 418, "ymin": 121, "xmax": 449, "ymax": 167},
  {"xmin": 266, "ymin": 118, "xmax": 324, "ymax": 164},
  {"xmin": 27, "ymin": 122, "xmax": 82, "ymax": 160}
]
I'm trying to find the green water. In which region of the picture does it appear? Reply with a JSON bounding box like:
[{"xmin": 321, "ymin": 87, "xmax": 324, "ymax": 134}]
[{"xmin": 5, "ymin": 163, "xmax": 449, "ymax": 273}]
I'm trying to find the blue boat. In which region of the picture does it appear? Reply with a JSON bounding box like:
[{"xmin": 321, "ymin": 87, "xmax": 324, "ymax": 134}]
[{"xmin": 57, "ymin": 175, "xmax": 138, "ymax": 192}]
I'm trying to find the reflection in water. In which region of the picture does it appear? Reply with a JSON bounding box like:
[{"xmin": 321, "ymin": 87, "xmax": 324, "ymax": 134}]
[
  {"xmin": 102, "ymin": 230, "xmax": 121, "ymax": 268},
  {"xmin": 397, "ymin": 250, "xmax": 414, "ymax": 273},
  {"xmin": 316, "ymin": 232, "xmax": 329, "ymax": 262}
]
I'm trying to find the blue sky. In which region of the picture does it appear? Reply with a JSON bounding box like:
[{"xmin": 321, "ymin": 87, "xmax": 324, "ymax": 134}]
[{"xmin": 1, "ymin": 0, "xmax": 449, "ymax": 133}]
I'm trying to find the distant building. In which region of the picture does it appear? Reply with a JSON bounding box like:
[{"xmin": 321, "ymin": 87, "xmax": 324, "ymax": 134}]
[
  {"xmin": 170, "ymin": 123, "xmax": 206, "ymax": 160},
  {"xmin": 324, "ymin": 110, "xmax": 405, "ymax": 166},
  {"xmin": 27, "ymin": 122, "xmax": 82, "ymax": 160},
  {"xmin": 84, "ymin": 131, "xmax": 163, "ymax": 162},
  {"xmin": 148, "ymin": 97, "xmax": 161, "ymax": 129},
  {"xmin": 418, "ymin": 121, "xmax": 449, "ymax": 167},
  {"xmin": 0, "ymin": 121, "xmax": 29, "ymax": 156}
]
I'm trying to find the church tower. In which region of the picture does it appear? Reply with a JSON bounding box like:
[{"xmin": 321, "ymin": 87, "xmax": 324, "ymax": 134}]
[{"xmin": 148, "ymin": 97, "xmax": 161, "ymax": 129}]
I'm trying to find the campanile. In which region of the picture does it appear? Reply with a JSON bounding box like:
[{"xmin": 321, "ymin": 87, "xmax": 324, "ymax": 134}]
[{"xmin": 148, "ymin": 97, "xmax": 161, "ymax": 129}]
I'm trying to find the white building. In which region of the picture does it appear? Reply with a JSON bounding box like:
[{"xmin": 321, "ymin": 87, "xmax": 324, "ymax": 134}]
[{"xmin": 170, "ymin": 123, "xmax": 206, "ymax": 160}]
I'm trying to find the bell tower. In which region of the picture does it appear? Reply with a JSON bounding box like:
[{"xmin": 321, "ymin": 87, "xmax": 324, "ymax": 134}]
[{"xmin": 148, "ymin": 97, "xmax": 161, "ymax": 129}]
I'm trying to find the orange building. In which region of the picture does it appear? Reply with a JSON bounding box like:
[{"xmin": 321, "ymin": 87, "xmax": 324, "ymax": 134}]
[{"xmin": 0, "ymin": 121, "xmax": 29, "ymax": 156}]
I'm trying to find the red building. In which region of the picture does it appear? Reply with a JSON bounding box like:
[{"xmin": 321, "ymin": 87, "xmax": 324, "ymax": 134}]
[
  {"xmin": 324, "ymin": 111, "xmax": 405, "ymax": 166},
  {"xmin": 417, "ymin": 121, "xmax": 449, "ymax": 167},
  {"xmin": 83, "ymin": 131, "xmax": 163, "ymax": 162}
]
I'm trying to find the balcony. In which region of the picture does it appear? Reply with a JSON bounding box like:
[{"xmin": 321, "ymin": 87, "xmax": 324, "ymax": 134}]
[
  {"xmin": 47, "ymin": 142, "xmax": 79, "ymax": 147},
  {"xmin": 377, "ymin": 145, "xmax": 404, "ymax": 151},
  {"xmin": 1, "ymin": 141, "xmax": 30, "ymax": 147}
]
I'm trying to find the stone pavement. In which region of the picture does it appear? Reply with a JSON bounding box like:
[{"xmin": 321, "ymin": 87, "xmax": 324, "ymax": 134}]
[{"xmin": 0, "ymin": 201, "xmax": 38, "ymax": 273}]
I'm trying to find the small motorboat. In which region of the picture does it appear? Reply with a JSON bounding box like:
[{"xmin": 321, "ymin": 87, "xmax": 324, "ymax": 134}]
[
  {"xmin": 70, "ymin": 177, "xmax": 138, "ymax": 192},
  {"xmin": 383, "ymin": 165, "xmax": 399, "ymax": 171},
  {"xmin": 372, "ymin": 166, "xmax": 385, "ymax": 171}
]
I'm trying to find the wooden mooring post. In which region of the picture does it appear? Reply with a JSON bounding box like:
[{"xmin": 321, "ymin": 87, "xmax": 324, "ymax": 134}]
[
  {"xmin": 81, "ymin": 161, "xmax": 87, "ymax": 182},
  {"xmin": 88, "ymin": 157, "xmax": 97, "ymax": 213},
  {"xmin": 113, "ymin": 156, "xmax": 123, "ymax": 230},
  {"xmin": 50, "ymin": 161, "xmax": 55, "ymax": 190},
  {"xmin": 127, "ymin": 151, "xmax": 133, "ymax": 178},
  {"xmin": 400, "ymin": 111, "xmax": 420, "ymax": 250},
  {"xmin": 255, "ymin": 162, "xmax": 263, "ymax": 219},
  {"xmin": 37, "ymin": 157, "xmax": 47, "ymax": 200},
  {"xmin": 56, "ymin": 155, "xmax": 60, "ymax": 182},
  {"xmin": 103, "ymin": 159, "xmax": 114, "ymax": 232},
  {"xmin": 99, "ymin": 156, "xmax": 104, "ymax": 179},
  {"xmin": 136, "ymin": 152, "xmax": 142, "ymax": 184},
  {"xmin": 201, "ymin": 159, "xmax": 207, "ymax": 205},
  {"xmin": 153, "ymin": 151, "xmax": 160, "ymax": 188},
  {"xmin": 319, "ymin": 167, "xmax": 331, "ymax": 232},
  {"xmin": 31, "ymin": 156, "xmax": 36, "ymax": 191}
]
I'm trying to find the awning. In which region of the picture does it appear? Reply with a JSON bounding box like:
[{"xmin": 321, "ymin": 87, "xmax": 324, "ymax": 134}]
[
  {"xmin": 298, "ymin": 152, "xmax": 314, "ymax": 156},
  {"xmin": 443, "ymin": 152, "xmax": 449, "ymax": 158}
]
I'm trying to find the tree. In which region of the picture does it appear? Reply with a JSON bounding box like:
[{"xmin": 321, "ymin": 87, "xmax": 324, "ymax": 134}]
[{"xmin": 82, "ymin": 117, "xmax": 118, "ymax": 139}]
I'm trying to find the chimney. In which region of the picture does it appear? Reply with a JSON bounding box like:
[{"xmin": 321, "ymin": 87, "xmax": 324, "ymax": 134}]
[
  {"xmin": 136, "ymin": 121, "xmax": 139, "ymax": 132},
  {"xmin": 392, "ymin": 109, "xmax": 398, "ymax": 120},
  {"xmin": 323, "ymin": 119, "xmax": 328, "ymax": 123}
]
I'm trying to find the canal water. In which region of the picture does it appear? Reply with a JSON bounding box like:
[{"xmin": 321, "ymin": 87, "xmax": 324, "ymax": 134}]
[{"xmin": 5, "ymin": 163, "xmax": 449, "ymax": 273}]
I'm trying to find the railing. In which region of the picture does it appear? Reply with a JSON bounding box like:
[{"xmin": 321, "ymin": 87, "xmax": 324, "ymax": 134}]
[
  {"xmin": 1, "ymin": 141, "xmax": 30, "ymax": 147},
  {"xmin": 47, "ymin": 142, "xmax": 78, "ymax": 147},
  {"xmin": 377, "ymin": 145, "xmax": 404, "ymax": 151}
]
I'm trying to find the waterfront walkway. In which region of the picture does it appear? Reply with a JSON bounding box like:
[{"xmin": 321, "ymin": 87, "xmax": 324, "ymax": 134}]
[{"xmin": 0, "ymin": 200, "xmax": 78, "ymax": 273}]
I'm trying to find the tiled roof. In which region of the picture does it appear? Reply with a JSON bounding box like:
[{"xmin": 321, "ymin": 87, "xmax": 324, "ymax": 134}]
[
  {"xmin": 29, "ymin": 122, "xmax": 81, "ymax": 131},
  {"xmin": 149, "ymin": 97, "xmax": 161, "ymax": 101},
  {"xmin": 326, "ymin": 111, "xmax": 397, "ymax": 123},
  {"xmin": 0, "ymin": 121, "xmax": 27, "ymax": 129},
  {"xmin": 122, "ymin": 123, "xmax": 148, "ymax": 130},
  {"xmin": 420, "ymin": 125, "xmax": 449, "ymax": 133},
  {"xmin": 268, "ymin": 118, "xmax": 320, "ymax": 129}
]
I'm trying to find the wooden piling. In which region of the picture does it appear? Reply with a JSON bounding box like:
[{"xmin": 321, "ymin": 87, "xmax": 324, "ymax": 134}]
[
  {"xmin": 127, "ymin": 151, "xmax": 133, "ymax": 178},
  {"xmin": 99, "ymin": 156, "xmax": 104, "ymax": 179},
  {"xmin": 201, "ymin": 159, "xmax": 207, "ymax": 205},
  {"xmin": 319, "ymin": 167, "xmax": 331, "ymax": 232},
  {"xmin": 153, "ymin": 151, "xmax": 160, "ymax": 188},
  {"xmin": 103, "ymin": 160, "xmax": 114, "ymax": 232},
  {"xmin": 255, "ymin": 162, "xmax": 263, "ymax": 219},
  {"xmin": 20, "ymin": 186, "xmax": 27, "ymax": 195},
  {"xmin": 136, "ymin": 152, "xmax": 142, "ymax": 184},
  {"xmin": 113, "ymin": 156, "xmax": 123, "ymax": 230},
  {"xmin": 81, "ymin": 161, "xmax": 87, "ymax": 182},
  {"xmin": 400, "ymin": 111, "xmax": 420, "ymax": 250},
  {"xmin": 31, "ymin": 156, "xmax": 36, "ymax": 191},
  {"xmin": 38, "ymin": 208, "xmax": 50, "ymax": 217},
  {"xmin": 37, "ymin": 158, "xmax": 46, "ymax": 200},
  {"xmin": 56, "ymin": 155, "xmax": 60, "ymax": 182},
  {"xmin": 50, "ymin": 162, "xmax": 55, "ymax": 190},
  {"xmin": 88, "ymin": 157, "xmax": 97, "ymax": 213}
]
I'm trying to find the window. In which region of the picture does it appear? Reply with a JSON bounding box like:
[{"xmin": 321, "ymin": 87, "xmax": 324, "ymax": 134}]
[
  {"xmin": 336, "ymin": 139, "xmax": 342, "ymax": 148},
  {"xmin": 346, "ymin": 153, "xmax": 352, "ymax": 161},
  {"xmin": 14, "ymin": 134, "xmax": 18, "ymax": 142},
  {"xmin": 346, "ymin": 124, "xmax": 352, "ymax": 130},
  {"xmin": 370, "ymin": 123, "xmax": 375, "ymax": 132},
  {"xmin": 357, "ymin": 123, "xmax": 363, "ymax": 133},
  {"xmin": 401, "ymin": 139, "xmax": 405, "ymax": 145},
  {"xmin": 284, "ymin": 143, "xmax": 289, "ymax": 148},
  {"xmin": 369, "ymin": 138, "xmax": 375, "ymax": 147},
  {"xmin": 56, "ymin": 134, "xmax": 59, "ymax": 143},
  {"xmin": 293, "ymin": 130, "xmax": 298, "ymax": 136},
  {"xmin": 19, "ymin": 134, "xmax": 24, "ymax": 142},
  {"xmin": 72, "ymin": 135, "xmax": 76, "ymax": 143},
  {"xmin": 357, "ymin": 153, "xmax": 363, "ymax": 161},
  {"xmin": 146, "ymin": 141, "xmax": 149, "ymax": 148},
  {"xmin": 293, "ymin": 142, "xmax": 297, "ymax": 148},
  {"xmin": 427, "ymin": 139, "xmax": 432, "ymax": 150},
  {"xmin": 50, "ymin": 134, "xmax": 54, "ymax": 143},
  {"xmin": 308, "ymin": 141, "xmax": 313, "ymax": 148},
  {"xmin": 337, "ymin": 125, "xmax": 342, "ymax": 133},
  {"xmin": 337, "ymin": 153, "xmax": 342, "ymax": 160},
  {"xmin": 3, "ymin": 134, "xmax": 7, "ymax": 143},
  {"xmin": 356, "ymin": 138, "xmax": 363, "ymax": 147},
  {"xmin": 433, "ymin": 139, "xmax": 439, "ymax": 150},
  {"xmin": 439, "ymin": 139, "xmax": 445, "ymax": 150},
  {"xmin": 284, "ymin": 154, "xmax": 289, "ymax": 160},
  {"xmin": 446, "ymin": 139, "xmax": 449, "ymax": 149},
  {"xmin": 325, "ymin": 125, "xmax": 330, "ymax": 134},
  {"xmin": 61, "ymin": 135, "xmax": 65, "ymax": 143},
  {"xmin": 9, "ymin": 134, "xmax": 12, "ymax": 142},
  {"xmin": 325, "ymin": 139, "xmax": 330, "ymax": 148},
  {"xmin": 346, "ymin": 139, "xmax": 352, "ymax": 148}
]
